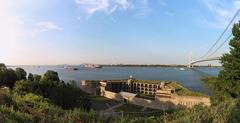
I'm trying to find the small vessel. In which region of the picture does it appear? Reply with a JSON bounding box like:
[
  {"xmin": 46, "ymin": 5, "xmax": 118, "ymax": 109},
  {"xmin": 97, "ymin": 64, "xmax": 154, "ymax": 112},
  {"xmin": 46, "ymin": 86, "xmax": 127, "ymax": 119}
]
[
  {"xmin": 94, "ymin": 65, "xmax": 102, "ymax": 68},
  {"xmin": 84, "ymin": 64, "xmax": 102, "ymax": 69},
  {"xmin": 180, "ymin": 68, "xmax": 185, "ymax": 71},
  {"xmin": 64, "ymin": 66, "xmax": 79, "ymax": 71}
]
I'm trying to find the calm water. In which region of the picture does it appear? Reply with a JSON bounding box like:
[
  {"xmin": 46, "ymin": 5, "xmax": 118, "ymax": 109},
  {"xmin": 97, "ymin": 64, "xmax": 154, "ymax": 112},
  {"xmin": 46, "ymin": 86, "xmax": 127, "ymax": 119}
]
[{"xmin": 10, "ymin": 66, "xmax": 221, "ymax": 95}]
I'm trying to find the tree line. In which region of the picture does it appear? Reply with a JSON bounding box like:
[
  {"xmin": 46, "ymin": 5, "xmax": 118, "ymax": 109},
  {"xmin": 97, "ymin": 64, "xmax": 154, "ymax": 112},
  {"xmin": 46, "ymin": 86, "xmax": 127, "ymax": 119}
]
[{"xmin": 0, "ymin": 64, "xmax": 91, "ymax": 110}]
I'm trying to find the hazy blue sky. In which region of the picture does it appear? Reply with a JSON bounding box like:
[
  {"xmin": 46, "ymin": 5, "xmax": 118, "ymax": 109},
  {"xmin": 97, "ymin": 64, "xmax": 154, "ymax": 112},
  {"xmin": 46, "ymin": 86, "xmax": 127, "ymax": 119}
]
[{"xmin": 0, "ymin": 0, "xmax": 239, "ymax": 65}]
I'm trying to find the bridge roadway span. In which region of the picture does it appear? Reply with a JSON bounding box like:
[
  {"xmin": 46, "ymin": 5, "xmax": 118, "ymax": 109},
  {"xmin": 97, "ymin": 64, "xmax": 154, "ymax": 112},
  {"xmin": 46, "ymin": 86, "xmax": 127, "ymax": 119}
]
[{"xmin": 188, "ymin": 57, "xmax": 221, "ymax": 68}]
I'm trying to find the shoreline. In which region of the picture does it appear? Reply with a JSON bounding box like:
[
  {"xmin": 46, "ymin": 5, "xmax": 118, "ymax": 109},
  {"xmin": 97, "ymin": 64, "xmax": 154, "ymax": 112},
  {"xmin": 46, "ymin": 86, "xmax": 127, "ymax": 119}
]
[{"xmin": 7, "ymin": 64, "xmax": 222, "ymax": 68}]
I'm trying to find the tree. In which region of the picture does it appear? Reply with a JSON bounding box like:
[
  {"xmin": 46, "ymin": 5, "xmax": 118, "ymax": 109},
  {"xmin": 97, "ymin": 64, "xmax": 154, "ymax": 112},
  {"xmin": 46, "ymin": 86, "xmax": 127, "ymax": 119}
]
[
  {"xmin": 0, "ymin": 68, "xmax": 7, "ymax": 87},
  {"xmin": 28, "ymin": 73, "xmax": 34, "ymax": 81},
  {"xmin": 0, "ymin": 64, "xmax": 18, "ymax": 89},
  {"xmin": 15, "ymin": 68, "xmax": 27, "ymax": 80},
  {"xmin": 69, "ymin": 80, "xmax": 77, "ymax": 87},
  {"xmin": 41, "ymin": 70, "xmax": 60, "ymax": 82},
  {"xmin": 0, "ymin": 63, "xmax": 6, "ymax": 69},
  {"xmin": 6, "ymin": 69, "xmax": 18, "ymax": 89},
  {"xmin": 218, "ymin": 22, "xmax": 240, "ymax": 98},
  {"xmin": 0, "ymin": 63, "xmax": 7, "ymax": 85},
  {"xmin": 33, "ymin": 74, "xmax": 41, "ymax": 82},
  {"xmin": 0, "ymin": 68, "xmax": 17, "ymax": 89}
]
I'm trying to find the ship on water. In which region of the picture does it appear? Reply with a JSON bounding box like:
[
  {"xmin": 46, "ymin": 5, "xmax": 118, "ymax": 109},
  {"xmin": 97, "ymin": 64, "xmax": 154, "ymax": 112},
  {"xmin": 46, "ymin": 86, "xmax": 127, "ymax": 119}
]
[
  {"xmin": 84, "ymin": 64, "xmax": 102, "ymax": 69},
  {"xmin": 64, "ymin": 66, "xmax": 79, "ymax": 71}
]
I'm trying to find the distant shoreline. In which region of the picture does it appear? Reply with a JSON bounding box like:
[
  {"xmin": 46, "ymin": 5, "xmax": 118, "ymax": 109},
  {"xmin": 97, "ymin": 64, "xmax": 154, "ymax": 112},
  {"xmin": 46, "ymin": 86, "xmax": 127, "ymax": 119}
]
[
  {"xmin": 7, "ymin": 64, "xmax": 222, "ymax": 68},
  {"xmin": 102, "ymin": 64, "xmax": 222, "ymax": 68}
]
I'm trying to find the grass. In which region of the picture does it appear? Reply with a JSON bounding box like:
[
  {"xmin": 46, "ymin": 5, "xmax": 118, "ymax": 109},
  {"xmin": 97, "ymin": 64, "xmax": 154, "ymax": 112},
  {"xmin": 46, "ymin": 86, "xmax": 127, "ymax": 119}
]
[
  {"xmin": 115, "ymin": 103, "xmax": 165, "ymax": 117},
  {"xmin": 168, "ymin": 82, "xmax": 208, "ymax": 97},
  {"xmin": 135, "ymin": 80, "xmax": 166, "ymax": 84},
  {"xmin": 116, "ymin": 103, "xmax": 161, "ymax": 112},
  {"xmin": 107, "ymin": 80, "xmax": 128, "ymax": 83},
  {"xmin": 84, "ymin": 80, "xmax": 100, "ymax": 83},
  {"xmin": 89, "ymin": 96, "xmax": 120, "ymax": 111},
  {"xmin": 116, "ymin": 103, "xmax": 143, "ymax": 112},
  {"xmin": 85, "ymin": 79, "xmax": 166, "ymax": 84},
  {"xmin": 86, "ymin": 79, "xmax": 166, "ymax": 84}
]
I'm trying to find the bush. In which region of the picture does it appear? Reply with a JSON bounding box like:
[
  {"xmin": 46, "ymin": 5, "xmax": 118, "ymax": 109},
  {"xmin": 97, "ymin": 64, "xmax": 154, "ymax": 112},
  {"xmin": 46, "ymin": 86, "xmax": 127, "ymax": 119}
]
[{"xmin": 13, "ymin": 80, "xmax": 91, "ymax": 110}]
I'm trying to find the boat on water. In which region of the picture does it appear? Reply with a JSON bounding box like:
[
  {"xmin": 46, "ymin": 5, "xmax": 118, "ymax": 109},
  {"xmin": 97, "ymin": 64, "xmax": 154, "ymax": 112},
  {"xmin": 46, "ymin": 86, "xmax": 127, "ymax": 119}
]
[
  {"xmin": 180, "ymin": 68, "xmax": 185, "ymax": 71},
  {"xmin": 64, "ymin": 66, "xmax": 79, "ymax": 71},
  {"xmin": 84, "ymin": 64, "xmax": 102, "ymax": 69}
]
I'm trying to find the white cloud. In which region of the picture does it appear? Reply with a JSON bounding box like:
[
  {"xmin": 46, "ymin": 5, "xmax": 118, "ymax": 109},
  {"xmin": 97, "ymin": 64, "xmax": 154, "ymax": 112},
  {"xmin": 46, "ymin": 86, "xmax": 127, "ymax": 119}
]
[
  {"xmin": 75, "ymin": 0, "xmax": 110, "ymax": 14},
  {"xmin": 36, "ymin": 21, "xmax": 63, "ymax": 31},
  {"xmin": 200, "ymin": 0, "xmax": 240, "ymax": 29},
  {"xmin": 75, "ymin": 0, "xmax": 149, "ymax": 16},
  {"xmin": 135, "ymin": 0, "xmax": 151, "ymax": 18},
  {"xmin": 116, "ymin": 0, "xmax": 131, "ymax": 10}
]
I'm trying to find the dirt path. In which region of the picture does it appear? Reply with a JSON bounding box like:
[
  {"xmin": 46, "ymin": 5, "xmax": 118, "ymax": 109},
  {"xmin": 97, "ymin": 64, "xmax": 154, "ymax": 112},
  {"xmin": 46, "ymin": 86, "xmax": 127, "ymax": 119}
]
[{"xmin": 104, "ymin": 103, "xmax": 125, "ymax": 112}]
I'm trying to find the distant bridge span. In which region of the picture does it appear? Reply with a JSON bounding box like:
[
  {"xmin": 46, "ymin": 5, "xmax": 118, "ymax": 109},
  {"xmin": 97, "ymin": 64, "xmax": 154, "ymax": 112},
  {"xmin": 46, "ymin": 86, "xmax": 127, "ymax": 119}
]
[{"xmin": 188, "ymin": 57, "xmax": 221, "ymax": 68}]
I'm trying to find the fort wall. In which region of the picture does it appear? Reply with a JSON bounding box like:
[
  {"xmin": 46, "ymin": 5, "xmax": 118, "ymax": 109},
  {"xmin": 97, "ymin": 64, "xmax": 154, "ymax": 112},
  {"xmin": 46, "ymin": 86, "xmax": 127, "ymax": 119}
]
[
  {"xmin": 101, "ymin": 90, "xmax": 210, "ymax": 110},
  {"xmin": 101, "ymin": 90, "xmax": 171, "ymax": 110},
  {"xmin": 129, "ymin": 97, "xmax": 174, "ymax": 110},
  {"xmin": 103, "ymin": 90, "xmax": 122, "ymax": 101},
  {"xmin": 155, "ymin": 95, "xmax": 211, "ymax": 107}
]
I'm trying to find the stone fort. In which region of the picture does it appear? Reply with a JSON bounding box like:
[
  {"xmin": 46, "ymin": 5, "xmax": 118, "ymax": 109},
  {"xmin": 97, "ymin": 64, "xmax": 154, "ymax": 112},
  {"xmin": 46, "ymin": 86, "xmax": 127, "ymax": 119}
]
[
  {"xmin": 100, "ymin": 76, "xmax": 174, "ymax": 98},
  {"xmin": 82, "ymin": 76, "xmax": 211, "ymax": 110}
]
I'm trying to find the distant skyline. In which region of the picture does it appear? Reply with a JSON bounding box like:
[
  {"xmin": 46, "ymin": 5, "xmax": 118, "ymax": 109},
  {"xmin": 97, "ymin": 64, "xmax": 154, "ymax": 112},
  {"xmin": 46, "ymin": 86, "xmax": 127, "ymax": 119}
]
[{"xmin": 0, "ymin": 0, "xmax": 239, "ymax": 65}]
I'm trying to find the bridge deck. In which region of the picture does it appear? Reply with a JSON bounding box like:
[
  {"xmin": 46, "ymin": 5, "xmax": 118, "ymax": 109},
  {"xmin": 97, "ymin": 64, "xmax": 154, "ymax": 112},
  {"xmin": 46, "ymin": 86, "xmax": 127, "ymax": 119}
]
[{"xmin": 188, "ymin": 57, "xmax": 221, "ymax": 68}]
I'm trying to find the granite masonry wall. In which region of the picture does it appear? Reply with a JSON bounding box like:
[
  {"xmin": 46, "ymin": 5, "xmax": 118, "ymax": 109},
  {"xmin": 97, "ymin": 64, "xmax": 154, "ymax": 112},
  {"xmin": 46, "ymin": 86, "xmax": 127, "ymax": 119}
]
[{"xmin": 101, "ymin": 90, "xmax": 210, "ymax": 110}]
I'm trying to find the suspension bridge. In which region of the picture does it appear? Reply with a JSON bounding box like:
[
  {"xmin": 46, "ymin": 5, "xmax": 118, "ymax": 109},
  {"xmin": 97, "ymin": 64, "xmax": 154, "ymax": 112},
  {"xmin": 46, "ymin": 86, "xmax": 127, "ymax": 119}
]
[
  {"xmin": 188, "ymin": 57, "xmax": 221, "ymax": 68},
  {"xmin": 188, "ymin": 8, "xmax": 240, "ymax": 68}
]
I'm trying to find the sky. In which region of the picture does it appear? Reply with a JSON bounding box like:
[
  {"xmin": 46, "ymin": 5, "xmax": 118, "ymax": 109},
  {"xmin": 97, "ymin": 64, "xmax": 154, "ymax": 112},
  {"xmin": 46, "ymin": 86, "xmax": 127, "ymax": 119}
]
[{"xmin": 0, "ymin": 0, "xmax": 239, "ymax": 65}]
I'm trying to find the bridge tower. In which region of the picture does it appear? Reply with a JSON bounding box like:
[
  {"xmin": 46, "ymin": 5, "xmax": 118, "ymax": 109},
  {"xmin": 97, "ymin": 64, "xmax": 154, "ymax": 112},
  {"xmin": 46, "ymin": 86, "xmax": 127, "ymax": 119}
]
[{"xmin": 188, "ymin": 53, "xmax": 193, "ymax": 68}]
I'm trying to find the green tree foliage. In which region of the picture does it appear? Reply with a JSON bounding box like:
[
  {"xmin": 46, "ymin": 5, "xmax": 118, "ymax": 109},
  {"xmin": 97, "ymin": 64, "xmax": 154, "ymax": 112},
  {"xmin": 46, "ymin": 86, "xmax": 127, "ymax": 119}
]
[
  {"xmin": 15, "ymin": 68, "xmax": 27, "ymax": 80},
  {"xmin": 218, "ymin": 22, "xmax": 240, "ymax": 98},
  {"xmin": 0, "ymin": 63, "xmax": 6, "ymax": 69},
  {"xmin": 0, "ymin": 64, "xmax": 18, "ymax": 89},
  {"xmin": 0, "ymin": 64, "xmax": 7, "ymax": 84},
  {"xmin": 41, "ymin": 70, "xmax": 60, "ymax": 82},
  {"xmin": 33, "ymin": 74, "xmax": 41, "ymax": 82},
  {"xmin": 0, "ymin": 68, "xmax": 7, "ymax": 85},
  {"xmin": 0, "ymin": 88, "xmax": 104, "ymax": 123},
  {"xmin": 5, "ymin": 69, "xmax": 18, "ymax": 89},
  {"xmin": 28, "ymin": 73, "xmax": 34, "ymax": 81},
  {"xmin": 14, "ymin": 70, "xmax": 91, "ymax": 110},
  {"xmin": 159, "ymin": 99, "xmax": 238, "ymax": 123}
]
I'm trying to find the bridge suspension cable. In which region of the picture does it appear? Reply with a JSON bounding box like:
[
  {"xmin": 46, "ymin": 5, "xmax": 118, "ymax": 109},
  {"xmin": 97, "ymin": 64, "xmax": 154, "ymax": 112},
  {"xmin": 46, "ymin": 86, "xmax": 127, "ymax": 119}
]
[
  {"xmin": 207, "ymin": 33, "xmax": 232, "ymax": 58},
  {"xmin": 197, "ymin": 8, "xmax": 240, "ymax": 60}
]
